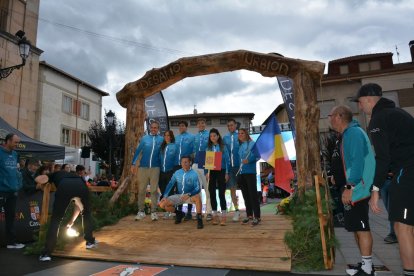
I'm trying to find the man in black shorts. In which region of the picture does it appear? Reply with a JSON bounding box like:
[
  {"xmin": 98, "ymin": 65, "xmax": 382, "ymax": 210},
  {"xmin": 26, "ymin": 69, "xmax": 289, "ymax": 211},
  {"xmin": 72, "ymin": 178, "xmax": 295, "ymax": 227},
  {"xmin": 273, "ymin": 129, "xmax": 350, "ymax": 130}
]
[
  {"xmin": 355, "ymin": 83, "xmax": 414, "ymax": 276},
  {"xmin": 329, "ymin": 105, "xmax": 376, "ymax": 276}
]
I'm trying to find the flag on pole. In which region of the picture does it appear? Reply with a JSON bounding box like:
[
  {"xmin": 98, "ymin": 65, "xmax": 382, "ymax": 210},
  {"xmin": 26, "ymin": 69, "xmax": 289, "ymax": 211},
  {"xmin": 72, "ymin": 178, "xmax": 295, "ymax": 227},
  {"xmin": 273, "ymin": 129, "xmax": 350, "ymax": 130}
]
[{"xmin": 254, "ymin": 113, "xmax": 294, "ymax": 193}]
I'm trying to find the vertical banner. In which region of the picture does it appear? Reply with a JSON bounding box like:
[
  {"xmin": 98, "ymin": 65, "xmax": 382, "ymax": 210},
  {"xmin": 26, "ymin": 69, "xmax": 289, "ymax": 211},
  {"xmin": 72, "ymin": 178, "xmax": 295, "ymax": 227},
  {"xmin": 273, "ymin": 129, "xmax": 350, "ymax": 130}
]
[
  {"xmin": 145, "ymin": 91, "xmax": 169, "ymax": 134},
  {"xmin": 276, "ymin": 76, "xmax": 296, "ymax": 138}
]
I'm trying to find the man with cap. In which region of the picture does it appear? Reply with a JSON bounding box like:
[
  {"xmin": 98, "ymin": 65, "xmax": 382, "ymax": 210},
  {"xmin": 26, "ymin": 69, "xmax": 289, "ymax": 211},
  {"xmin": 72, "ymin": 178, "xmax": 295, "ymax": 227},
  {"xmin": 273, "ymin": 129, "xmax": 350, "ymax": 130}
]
[{"xmin": 354, "ymin": 83, "xmax": 414, "ymax": 276}]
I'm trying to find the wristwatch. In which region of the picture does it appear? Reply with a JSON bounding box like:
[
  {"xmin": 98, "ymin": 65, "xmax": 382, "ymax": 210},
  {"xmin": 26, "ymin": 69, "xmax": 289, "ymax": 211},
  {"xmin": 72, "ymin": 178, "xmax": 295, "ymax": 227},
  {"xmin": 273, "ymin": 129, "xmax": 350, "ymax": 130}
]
[
  {"xmin": 345, "ymin": 184, "xmax": 354, "ymax": 190},
  {"xmin": 187, "ymin": 193, "xmax": 191, "ymax": 197},
  {"xmin": 372, "ymin": 185, "xmax": 380, "ymax": 192}
]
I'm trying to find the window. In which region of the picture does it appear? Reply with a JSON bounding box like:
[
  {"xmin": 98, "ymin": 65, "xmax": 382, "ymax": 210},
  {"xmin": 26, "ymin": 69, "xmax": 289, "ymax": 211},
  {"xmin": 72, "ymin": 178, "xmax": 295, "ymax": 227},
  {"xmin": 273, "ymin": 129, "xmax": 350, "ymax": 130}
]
[
  {"xmin": 220, "ymin": 119, "xmax": 227, "ymax": 125},
  {"xmin": 63, "ymin": 95, "xmax": 72, "ymax": 114},
  {"xmin": 190, "ymin": 119, "xmax": 197, "ymax": 126},
  {"xmin": 62, "ymin": 128, "xmax": 70, "ymax": 145},
  {"xmin": 80, "ymin": 103, "xmax": 89, "ymax": 120},
  {"xmin": 80, "ymin": 132, "xmax": 89, "ymax": 147},
  {"xmin": 61, "ymin": 127, "xmax": 83, "ymax": 147},
  {"xmin": 206, "ymin": 119, "xmax": 212, "ymax": 125},
  {"xmin": 359, "ymin": 61, "xmax": 381, "ymax": 72},
  {"xmin": 171, "ymin": 120, "xmax": 179, "ymax": 127},
  {"xmin": 339, "ymin": 65, "xmax": 349, "ymax": 75},
  {"xmin": 318, "ymin": 100, "xmax": 336, "ymax": 118}
]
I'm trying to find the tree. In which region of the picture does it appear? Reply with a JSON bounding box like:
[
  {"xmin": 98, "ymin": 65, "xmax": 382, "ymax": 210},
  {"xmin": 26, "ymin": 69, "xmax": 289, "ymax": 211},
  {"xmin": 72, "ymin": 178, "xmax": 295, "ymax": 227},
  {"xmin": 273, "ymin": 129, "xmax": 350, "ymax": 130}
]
[{"xmin": 87, "ymin": 111, "xmax": 125, "ymax": 178}]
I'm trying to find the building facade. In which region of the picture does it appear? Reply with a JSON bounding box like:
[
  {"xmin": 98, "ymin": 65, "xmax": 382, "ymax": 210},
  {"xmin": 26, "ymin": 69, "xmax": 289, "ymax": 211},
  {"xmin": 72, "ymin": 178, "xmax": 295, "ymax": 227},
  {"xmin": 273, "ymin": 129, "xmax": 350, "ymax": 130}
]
[
  {"xmin": 0, "ymin": 0, "xmax": 42, "ymax": 137},
  {"xmin": 36, "ymin": 61, "xmax": 108, "ymax": 149},
  {"xmin": 318, "ymin": 41, "xmax": 414, "ymax": 134},
  {"xmin": 169, "ymin": 110, "xmax": 254, "ymax": 135}
]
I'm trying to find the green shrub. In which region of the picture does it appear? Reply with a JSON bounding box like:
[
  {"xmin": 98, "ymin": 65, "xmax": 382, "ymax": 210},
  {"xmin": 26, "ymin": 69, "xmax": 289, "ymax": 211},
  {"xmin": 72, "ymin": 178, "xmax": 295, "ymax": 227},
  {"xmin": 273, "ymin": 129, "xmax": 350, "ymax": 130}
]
[{"xmin": 284, "ymin": 188, "xmax": 337, "ymax": 272}]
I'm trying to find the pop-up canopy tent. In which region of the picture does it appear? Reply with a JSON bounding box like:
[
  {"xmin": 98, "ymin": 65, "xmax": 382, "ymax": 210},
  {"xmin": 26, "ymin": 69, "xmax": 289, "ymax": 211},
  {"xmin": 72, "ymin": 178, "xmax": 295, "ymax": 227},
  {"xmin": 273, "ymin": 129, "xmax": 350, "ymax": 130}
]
[{"xmin": 0, "ymin": 116, "xmax": 65, "ymax": 160}]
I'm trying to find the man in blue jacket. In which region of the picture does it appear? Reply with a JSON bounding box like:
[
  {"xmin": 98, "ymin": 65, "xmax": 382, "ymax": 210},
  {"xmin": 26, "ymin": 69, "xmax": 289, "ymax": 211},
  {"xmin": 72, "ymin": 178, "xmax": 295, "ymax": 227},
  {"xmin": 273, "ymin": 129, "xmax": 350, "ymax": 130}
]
[
  {"xmin": 174, "ymin": 121, "xmax": 195, "ymax": 221},
  {"xmin": 131, "ymin": 121, "xmax": 163, "ymax": 221},
  {"xmin": 193, "ymin": 118, "xmax": 212, "ymax": 220},
  {"xmin": 0, "ymin": 133, "xmax": 24, "ymax": 249},
  {"xmin": 159, "ymin": 156, "xmax": 203, "ymax": 229},
  {"xmin": 329, "ymin": 105, "xmax": 376, "ymax": 276},
  {"xmin": 223, "ymin": 119, "xmax": 241, "ymax": 222}
]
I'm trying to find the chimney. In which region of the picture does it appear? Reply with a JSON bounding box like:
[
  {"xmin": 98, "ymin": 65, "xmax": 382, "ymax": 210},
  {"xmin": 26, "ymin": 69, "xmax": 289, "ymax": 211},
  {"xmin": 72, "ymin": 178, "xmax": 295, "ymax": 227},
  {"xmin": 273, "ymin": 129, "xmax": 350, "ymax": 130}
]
[
  {"xmin": 193, "ymin": 105, "xmax": 198, "ymax": 114},
  {"xmin": 410, "ymin": 40, "xmax": 414, "ymax": 63}
]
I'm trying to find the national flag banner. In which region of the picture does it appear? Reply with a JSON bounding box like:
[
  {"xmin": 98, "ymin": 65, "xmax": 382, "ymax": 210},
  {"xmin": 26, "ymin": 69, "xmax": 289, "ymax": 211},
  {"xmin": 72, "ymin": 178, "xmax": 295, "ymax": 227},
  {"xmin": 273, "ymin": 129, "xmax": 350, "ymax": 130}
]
[
  {"xmin": 253, "ymin": 113, "xmax": 294, "ymax": 193},
  {"xmin": 204, "ymin": 151, "xmax": 222, "ymax": 170}
]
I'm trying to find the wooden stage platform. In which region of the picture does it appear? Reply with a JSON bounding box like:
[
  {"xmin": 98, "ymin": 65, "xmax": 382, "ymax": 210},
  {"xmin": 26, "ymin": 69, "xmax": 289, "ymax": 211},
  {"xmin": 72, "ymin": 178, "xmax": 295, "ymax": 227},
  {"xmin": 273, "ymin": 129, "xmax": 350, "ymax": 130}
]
[{"xmin": 54, "ymin": 213, "xmax": 292, "ymax": 272}]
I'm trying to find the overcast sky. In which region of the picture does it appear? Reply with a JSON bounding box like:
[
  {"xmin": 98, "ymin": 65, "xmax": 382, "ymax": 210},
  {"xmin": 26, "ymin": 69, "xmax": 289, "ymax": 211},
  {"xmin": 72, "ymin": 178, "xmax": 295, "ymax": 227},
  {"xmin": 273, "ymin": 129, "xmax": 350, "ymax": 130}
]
[{"xmin": 37, "ymin": 0, "xmax": 414, "ymax": 126}]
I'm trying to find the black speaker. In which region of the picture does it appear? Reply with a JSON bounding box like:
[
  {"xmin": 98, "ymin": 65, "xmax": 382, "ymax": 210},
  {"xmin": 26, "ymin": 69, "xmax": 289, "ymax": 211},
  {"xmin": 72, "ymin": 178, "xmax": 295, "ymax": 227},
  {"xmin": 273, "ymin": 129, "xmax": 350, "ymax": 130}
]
[{"xmin": 81, "ymin": 146, "xmax": 91, "ymax": 158}]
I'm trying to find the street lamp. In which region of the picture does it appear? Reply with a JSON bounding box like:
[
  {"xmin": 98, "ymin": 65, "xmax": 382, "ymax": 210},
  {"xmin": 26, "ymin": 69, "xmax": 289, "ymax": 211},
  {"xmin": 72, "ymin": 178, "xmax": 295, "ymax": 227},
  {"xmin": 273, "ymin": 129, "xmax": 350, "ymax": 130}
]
[
  {"xmin": 106, "ymin": 110, "xmax": 115, "ymax": 179},
  {"xmin": 0, "ymin": 30, "xmax": 31, "ymax": 80}
]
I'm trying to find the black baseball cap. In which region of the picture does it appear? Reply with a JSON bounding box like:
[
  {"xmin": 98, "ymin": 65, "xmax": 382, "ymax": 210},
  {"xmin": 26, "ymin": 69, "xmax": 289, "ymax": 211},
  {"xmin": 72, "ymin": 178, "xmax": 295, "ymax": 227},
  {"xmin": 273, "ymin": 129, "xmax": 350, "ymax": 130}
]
[{"xmin": 351, "ymin": 83, "xmax": 382, "ymax": 102}]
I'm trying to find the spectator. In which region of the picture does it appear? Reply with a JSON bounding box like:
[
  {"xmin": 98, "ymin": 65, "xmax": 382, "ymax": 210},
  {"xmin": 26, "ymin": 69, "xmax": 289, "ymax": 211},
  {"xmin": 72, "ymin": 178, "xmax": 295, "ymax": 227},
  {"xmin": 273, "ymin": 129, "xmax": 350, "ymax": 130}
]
[
  {"xmin": 0, "ymin": 133, "xmax": 25, "ymax": 249},
  {"xmin": 329, "ymin": 105, "xmax": 375, "ymax": 276},
  {"xmin": 355, "ymin": 83, "xmax": 414, "ymax": 274}
]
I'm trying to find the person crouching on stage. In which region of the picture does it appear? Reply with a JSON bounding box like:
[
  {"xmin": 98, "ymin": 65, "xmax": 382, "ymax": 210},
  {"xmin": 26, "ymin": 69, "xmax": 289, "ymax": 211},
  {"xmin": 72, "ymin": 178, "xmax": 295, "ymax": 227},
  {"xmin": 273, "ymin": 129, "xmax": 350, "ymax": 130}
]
[
  {"xmin": 36, "ymin": 169, "xmax": 97, "ymax": 262},
  {"xmin": 159, "ymin": 156, "xmax": 203, "ymax": 229}
]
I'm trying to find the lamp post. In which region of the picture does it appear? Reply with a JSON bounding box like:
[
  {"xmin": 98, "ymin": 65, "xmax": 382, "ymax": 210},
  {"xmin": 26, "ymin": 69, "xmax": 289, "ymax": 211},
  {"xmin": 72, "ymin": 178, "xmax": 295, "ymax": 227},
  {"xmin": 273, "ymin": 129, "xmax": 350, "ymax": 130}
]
[
  {"xmin": 106, "ymin": 110, "xmax": 115, "ymax": 179},
  {"xmin": 0, "ymin": 30, "xmax": 31, "ymax": 80}
]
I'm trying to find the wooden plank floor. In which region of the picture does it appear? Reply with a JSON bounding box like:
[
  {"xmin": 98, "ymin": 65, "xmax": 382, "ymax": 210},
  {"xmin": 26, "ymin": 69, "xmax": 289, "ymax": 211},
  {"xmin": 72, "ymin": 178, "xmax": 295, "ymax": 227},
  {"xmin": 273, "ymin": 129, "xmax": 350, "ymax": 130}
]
[{"xmin": 54, "ymin": 213, "xmax": 292, "ymax": 272}]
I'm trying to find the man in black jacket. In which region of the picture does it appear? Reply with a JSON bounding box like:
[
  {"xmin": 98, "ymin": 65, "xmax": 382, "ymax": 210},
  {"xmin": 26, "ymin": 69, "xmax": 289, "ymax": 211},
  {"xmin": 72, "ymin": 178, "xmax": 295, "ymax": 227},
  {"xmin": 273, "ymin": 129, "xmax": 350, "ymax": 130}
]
[
  {"xmin": 354, "ymin": 83, "xmax": 414, "ymax": 276},
  {"xmin": 21, "ymin": 159, "xmax": 39, "ymax": 195}
]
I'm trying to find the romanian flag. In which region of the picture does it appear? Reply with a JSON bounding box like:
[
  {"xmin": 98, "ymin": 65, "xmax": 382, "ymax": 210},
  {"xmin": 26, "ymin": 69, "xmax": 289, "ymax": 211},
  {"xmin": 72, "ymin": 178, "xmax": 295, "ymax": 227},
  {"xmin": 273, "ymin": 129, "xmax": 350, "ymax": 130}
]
[
  {"xmin": 254, "ymin": 113, "xmax": 294, "ymax": 193},
  {"xmin": 197, "ymin": 151, "xmax": 222, "ymax": 171}
]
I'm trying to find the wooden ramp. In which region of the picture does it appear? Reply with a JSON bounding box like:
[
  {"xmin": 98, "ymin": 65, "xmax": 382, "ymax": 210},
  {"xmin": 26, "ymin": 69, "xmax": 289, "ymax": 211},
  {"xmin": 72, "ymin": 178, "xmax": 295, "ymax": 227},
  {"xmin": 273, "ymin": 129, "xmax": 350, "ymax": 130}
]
[{"xmin": 54, "ymin": 213, "xmax": 292, "ymax": 272}]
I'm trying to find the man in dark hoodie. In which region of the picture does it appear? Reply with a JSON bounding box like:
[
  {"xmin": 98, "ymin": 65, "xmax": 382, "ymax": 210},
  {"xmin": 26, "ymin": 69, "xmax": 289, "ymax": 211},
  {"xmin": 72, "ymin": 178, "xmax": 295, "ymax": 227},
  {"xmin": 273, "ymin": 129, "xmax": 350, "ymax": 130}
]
[
  {"xmin": 354, "ymin": 83, "xmax": 414, "ymax": 276},
  {"xmin": 37, "ymin": 169, "xmax": 97, "ymax": 262}
]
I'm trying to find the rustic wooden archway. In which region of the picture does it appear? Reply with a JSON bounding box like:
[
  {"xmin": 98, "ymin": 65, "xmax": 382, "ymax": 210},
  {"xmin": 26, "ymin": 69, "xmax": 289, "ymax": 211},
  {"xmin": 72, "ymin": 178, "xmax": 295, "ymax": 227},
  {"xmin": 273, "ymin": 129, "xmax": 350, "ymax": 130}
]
[{"xmin": 116, "ymin": 50, "xmax": 325, "ymax": 198}]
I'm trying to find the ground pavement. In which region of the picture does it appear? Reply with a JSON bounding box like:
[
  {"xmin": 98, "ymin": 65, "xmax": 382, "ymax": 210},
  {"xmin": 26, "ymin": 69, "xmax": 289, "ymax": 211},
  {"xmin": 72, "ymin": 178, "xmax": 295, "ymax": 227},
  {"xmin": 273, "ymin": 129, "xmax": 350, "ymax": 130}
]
[{"xmin": 0, "ymin": 200, "xmax": 402, "ymax": 276}]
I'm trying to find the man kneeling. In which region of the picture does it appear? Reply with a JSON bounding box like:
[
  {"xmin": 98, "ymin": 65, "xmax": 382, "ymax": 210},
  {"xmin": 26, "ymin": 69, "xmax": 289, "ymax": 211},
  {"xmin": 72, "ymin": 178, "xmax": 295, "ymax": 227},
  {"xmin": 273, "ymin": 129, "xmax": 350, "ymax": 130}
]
[{"xmin": 159, "ymin": 156, "xmax": 203, "ymax": 229}]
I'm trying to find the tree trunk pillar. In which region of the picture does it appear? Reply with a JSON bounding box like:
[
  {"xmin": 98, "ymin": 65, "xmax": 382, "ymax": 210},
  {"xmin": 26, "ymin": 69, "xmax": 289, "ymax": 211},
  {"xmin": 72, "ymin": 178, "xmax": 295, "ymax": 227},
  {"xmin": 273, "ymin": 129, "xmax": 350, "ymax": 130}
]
[
  {"xmin": 292, "ymin": 70, "xmax": 321, "ymax": 200},
  {"xmin": 120, "ymin": 96, "xmax": 146, "ymax": 200}
]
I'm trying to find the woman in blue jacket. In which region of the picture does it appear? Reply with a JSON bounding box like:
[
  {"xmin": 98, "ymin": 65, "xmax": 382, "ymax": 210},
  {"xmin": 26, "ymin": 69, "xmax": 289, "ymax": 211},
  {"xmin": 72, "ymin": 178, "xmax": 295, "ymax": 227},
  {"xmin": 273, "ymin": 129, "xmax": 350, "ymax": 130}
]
[
  {"xmin": 206, "ymin": 128, "xmax": 230, "ymax": 226},
  {"xmin": 159, "ymin": 130, "xmax": 178, "ymax": 219},
  {"xmin": 237, "ymin": 128, "xmax": 261, "ymax": 226}
]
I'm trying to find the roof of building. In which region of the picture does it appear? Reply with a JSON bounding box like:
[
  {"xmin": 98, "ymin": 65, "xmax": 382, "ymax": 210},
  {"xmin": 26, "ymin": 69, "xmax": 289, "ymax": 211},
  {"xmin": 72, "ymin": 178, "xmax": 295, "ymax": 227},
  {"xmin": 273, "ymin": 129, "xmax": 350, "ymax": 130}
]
[
  {"xmin": 39, "ymin": 61, "xmax": 109, "ymax": 96},
  {"xmin": 169, "ymin": 112, "xmax": 255, "ymax": 119},
  {"xmin": 328, "ymin": 52, "xmax": 393, "ymax": 64}
]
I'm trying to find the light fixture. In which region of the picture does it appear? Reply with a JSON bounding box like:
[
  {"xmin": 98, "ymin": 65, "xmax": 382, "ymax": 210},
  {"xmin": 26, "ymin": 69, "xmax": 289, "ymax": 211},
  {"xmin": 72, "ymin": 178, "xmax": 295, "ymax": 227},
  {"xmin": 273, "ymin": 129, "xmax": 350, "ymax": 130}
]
[
  {"xmin": 106, "ymin": 110, "xmax": 115, "ymax": 126},
  {"xmin": 0, "ymin": 30, "xmax": 32, "ymax": 80},
  {"xmin": 106, "ymin": 110, "xmax": 115, "ymax": 179}
]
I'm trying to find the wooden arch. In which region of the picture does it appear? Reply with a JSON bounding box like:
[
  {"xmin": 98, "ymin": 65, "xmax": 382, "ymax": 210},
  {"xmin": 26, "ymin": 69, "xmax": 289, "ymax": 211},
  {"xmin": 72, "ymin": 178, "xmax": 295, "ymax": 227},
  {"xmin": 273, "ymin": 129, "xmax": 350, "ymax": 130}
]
[{"xmin": 116, "ymin": 50, "xmax": 325, "ymax": 197}]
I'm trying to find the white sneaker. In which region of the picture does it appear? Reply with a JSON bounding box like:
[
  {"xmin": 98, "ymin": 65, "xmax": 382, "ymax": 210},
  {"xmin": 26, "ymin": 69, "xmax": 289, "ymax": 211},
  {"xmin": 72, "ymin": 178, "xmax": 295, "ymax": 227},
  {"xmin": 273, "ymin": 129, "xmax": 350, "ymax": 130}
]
[
  {"xmin": 86, "ymin": 240, "xmax": 99, "ymax": 249},
  {"xmin": 151, "ymin": 212, "xmax": 158, "ymax": 221},
  {"xmin": 163, "ymin": 212, "xmax": 172, "ymax": 220},
  {"xmin": 135, "ymin": 211, "xmax": 146, "ymax": 221},
  {"xmin": 39, "ymin": 254, "xmax": 51, "ymax": 261},
  {"xmin": 7, "ymin": 243, "xmax": 25, "ymax": 249},
  {"xmin": 232, "ymin": 210, "xmax": 240, "ymax": 222}
]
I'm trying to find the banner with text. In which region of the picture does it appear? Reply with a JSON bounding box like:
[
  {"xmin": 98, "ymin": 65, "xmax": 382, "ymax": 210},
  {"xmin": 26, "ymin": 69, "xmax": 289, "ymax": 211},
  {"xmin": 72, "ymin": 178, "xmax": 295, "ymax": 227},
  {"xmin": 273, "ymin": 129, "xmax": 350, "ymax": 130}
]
[
  {"xmin": 145, "ymin": 91, "xmax": 169, "ymax": 134},
  {"xmin": 276, "ymin": 76, "xmax": 296, "ymax": 138}
]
